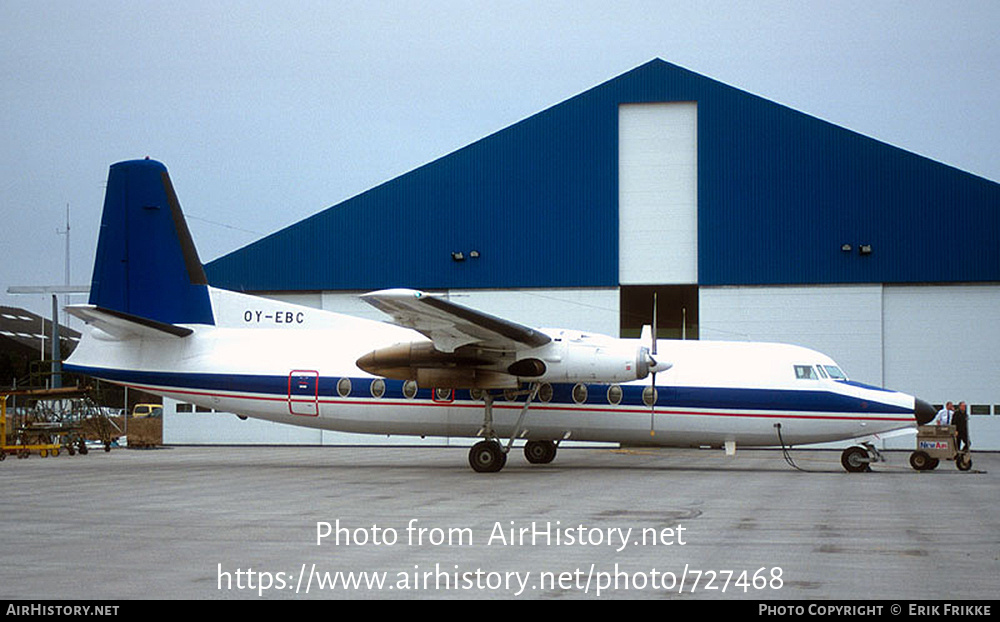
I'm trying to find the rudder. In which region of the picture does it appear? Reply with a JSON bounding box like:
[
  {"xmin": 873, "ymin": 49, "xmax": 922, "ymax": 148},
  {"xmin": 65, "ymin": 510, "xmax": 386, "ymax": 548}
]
[{"xmin": 88, "ymin": 159, "xmax": 215, "ymax": 326}]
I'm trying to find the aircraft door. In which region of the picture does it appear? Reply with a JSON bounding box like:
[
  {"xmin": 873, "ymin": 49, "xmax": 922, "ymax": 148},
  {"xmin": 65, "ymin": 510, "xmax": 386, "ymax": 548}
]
[{"xmin": 288, "ymin": 370, "xmax": 319, "ymax": 416}]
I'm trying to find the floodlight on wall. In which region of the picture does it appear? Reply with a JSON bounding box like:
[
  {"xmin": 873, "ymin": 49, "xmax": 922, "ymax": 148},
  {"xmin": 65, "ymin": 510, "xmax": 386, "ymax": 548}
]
[
  {"xmin": 469, "ymin": 250, "xmax": 480, "ymax": 259},
  {"xmin": 451, "ymin": 252, "xmax": 465, "ymax": 261},
  {"xmin": 859, "ymin": 244, "xmax": 872, "ymax": 255},
  {"xmin": 841, "ymin": 244, "xmax": 852, "ymax": 252}
]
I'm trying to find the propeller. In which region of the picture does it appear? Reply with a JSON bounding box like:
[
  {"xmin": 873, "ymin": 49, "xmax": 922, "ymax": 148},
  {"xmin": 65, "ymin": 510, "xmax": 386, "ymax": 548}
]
[
  {"xmin": 642, "ymin": 294, "xmax": 675, "ymax": 436},
  {"xmin": 638, "ymin": 294, "xmax": 671, "ymax": 436},
  {"xmin": 649, "ymin": 293, "xmax": 657, "ymax": 436}
]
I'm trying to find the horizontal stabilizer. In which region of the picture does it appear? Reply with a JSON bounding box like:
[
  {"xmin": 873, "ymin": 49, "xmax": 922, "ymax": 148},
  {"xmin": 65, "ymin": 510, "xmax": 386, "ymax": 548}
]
[{"xmin": 66, "ymin": 304, "xmax": 193, "ymax": 340}]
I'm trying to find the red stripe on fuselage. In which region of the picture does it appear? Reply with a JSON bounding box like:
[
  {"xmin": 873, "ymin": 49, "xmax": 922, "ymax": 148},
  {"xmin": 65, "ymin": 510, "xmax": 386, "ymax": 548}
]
[{"xmin": 121, "ymin": 382, "xmax": 913, "ymax": 423}]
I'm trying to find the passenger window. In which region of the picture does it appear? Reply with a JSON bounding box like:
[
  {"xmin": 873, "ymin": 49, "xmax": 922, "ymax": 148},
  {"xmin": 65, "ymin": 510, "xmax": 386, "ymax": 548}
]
[
  {"xmin": 794, "ymin": 365, "xmax": 817, "ymax": 380},
  {"xmin": 642, "ymin": 386, "xmax": 658, "ymax": 407},
  {"xmin": 607, "ymin": 385, "xmax": 623, "ymax": 405},
  {"xmin": 337, "ymin": 377, "xmax": 352, "ymax": 398},
  {"xmin": 572, "ymin": 383, "xmax": 588, "ymax": 404},
  {"xmin": 402, "ymin": 380, "xmax": 418, "ymax": 399}
]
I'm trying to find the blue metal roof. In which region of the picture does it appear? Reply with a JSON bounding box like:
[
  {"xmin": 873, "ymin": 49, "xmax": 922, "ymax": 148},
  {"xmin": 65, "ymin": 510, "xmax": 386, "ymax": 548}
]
[{"xmin": 206, "ymin": 59, "xmax": 1000, "ymax": 290}]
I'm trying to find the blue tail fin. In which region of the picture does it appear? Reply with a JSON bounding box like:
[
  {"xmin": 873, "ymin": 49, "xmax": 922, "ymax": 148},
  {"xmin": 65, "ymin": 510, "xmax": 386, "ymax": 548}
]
[{"xmin": 88, "ymin": 159, "xmax": 215, "ymax": 326}]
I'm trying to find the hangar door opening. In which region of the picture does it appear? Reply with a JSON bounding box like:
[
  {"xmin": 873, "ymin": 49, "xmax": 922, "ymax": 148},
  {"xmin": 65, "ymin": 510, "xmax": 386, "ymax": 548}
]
[{"xmin": 620, "ymin": 285, "xmax": 699, "ymax": 340}]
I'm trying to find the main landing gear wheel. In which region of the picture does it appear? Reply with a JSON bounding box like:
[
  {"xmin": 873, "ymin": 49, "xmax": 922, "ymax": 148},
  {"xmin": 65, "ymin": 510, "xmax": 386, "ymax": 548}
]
[
  {"xmin": 841, "ymin": 446, "xmax": 871, "ymax": 473},
  {"xmin": 524, "ymin": 440, "xmax": 557, "ymax": 465},
  {"xmin": 469, "ymin": 440, "xmax": 507, "ymax": 473}
]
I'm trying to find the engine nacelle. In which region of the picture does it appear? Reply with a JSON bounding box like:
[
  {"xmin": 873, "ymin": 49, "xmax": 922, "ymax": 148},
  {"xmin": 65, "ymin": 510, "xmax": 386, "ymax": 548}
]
[
  {"xmin": 357, "ymin": 333, "xmax": 667, "ymax": 389},
  {"xmin": 510, "ymin": 338, "xmax": 654, "ymax": 384},
  {"xmin": 356, "ymin": 341, "xmax": 518, "ymax": 388}
]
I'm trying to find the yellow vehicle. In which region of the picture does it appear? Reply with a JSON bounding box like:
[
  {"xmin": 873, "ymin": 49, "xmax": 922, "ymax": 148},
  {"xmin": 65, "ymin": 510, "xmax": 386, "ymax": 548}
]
[
  {"xmin": 1, "ymin": 393, "xmax": 79, "ymax": 460},
  {"xmin": 131, "ymin": 403, "xmax": 163, "ymax": 418}
]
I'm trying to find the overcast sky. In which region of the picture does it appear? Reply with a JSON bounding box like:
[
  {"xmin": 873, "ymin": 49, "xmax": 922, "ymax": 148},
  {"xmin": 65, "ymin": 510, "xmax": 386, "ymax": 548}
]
[{"xmin": 3, "ymin": 0, "xmax": 998, "ymax": 320}]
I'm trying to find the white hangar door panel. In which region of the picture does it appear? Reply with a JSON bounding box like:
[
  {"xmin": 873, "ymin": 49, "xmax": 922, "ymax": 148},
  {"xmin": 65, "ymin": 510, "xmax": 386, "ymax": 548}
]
[
  {"xmin": 699, "ymin": 285, "xmax": 884, "ymax": 387},
  {"xmin": 883, "ymin": 285, "xmax": 1000, "ymax": 406},
  {"xmin": 882, "ymin": 285, "xmax": 1000, "ymax": 450},
  {"xmin": 618, "ymin": 102, "xmax": 698, "ymax": 285}
]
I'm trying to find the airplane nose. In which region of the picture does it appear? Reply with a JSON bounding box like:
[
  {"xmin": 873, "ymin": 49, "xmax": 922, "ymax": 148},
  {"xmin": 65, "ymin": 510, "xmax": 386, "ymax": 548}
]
[{"xmin": 914, "ymin": 398, "xmax": 936, "ymax": 425}]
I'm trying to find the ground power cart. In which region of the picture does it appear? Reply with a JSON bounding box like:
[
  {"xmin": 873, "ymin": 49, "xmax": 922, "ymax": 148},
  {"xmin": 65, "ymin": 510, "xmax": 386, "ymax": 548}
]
[{"xmin": 910, "ymin": 424, "xmax": 971, "ymax": 471}]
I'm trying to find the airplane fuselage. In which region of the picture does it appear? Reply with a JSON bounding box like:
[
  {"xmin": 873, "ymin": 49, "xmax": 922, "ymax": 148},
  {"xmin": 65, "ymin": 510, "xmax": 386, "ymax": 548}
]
[{"xmin": 66, "ymin": 288, "xmax": 916, "ymax": 449}]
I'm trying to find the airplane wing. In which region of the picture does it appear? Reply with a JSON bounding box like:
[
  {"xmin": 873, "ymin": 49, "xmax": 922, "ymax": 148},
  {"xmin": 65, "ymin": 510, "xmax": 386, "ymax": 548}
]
[{"xmin": 361, "ymin": 289, "xmax": 551, "ymax": 353}]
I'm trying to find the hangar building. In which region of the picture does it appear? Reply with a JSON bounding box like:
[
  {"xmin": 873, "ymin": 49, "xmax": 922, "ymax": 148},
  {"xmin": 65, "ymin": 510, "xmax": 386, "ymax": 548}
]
[{"xmin": 164, "ymin": 59, "xmax": 1000, "ymax": 449}]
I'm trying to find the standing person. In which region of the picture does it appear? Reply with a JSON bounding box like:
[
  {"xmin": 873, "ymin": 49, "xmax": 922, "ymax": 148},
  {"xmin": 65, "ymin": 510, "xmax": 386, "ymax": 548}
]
[
  {"xmin": 953, "ymin": 401, "xmax": 970, "ymax": 452},
  {"xmin": 934, "ymin": 401, "xmax": 954, "ymax": 425}
]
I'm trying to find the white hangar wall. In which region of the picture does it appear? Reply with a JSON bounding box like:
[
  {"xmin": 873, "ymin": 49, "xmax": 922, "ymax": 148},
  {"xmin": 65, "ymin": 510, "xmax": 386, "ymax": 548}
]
[
  {"xmin": 700, "ymin": 284, "xmax": 1000, "ymax": 449},
  {"xmin": 699, "ymin": 285, "xmax": 885, "ymax": 386}
]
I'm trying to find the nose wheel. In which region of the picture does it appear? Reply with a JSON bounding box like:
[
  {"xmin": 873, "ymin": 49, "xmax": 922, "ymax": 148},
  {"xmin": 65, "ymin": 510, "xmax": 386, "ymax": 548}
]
[{"xmin": 841, "ymin": 446, "xmax": 872, "ymax": 472}]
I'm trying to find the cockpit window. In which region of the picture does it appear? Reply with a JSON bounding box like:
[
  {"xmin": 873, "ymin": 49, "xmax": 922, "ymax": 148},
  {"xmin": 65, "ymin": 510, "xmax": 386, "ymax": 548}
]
[
  {"xmin": 822, "ymin": 365, "xmax": 847, "ymax": 380},
  {"xmin": 816, "ymin": 366, "xmax": 828, "ymax": 379},
  {"xmin": 794, "ymin": 365, "xmax": 817, "ymax": 380}
]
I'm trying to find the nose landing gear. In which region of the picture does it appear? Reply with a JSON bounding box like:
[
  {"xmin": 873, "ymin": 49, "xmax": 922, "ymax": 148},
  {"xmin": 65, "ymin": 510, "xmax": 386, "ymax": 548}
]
[
  {"xmin": 841, "ymin": 446, "xmax": 871, "ymax": 473},
  {"xmin": 840, "ymin": 443, "xmax": 883, "ymax": 473}
]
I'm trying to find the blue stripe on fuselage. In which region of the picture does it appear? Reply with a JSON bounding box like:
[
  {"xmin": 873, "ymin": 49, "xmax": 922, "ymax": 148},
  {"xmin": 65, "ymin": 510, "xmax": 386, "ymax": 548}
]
[{"xmin": 63, "ymin": 364, "xmax": 912, "ymax": 415}]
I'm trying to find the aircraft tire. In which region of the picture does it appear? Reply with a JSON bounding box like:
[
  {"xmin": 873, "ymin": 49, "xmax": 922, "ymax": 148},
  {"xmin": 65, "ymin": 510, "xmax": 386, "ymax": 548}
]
[
  {"xmin": 841, "ymin": 446, "xmax": 870, "ymax": 473},
  {"xmin": 524, "ymin": 440, "xmax": 557, "ymax": 464},
  {"xmin": 909, "ymin": 451, "xmax": 931, "ymax": 471},
  {"xmin": 469, "ymin": 440, "xmax": 505, "ymax": 473}
]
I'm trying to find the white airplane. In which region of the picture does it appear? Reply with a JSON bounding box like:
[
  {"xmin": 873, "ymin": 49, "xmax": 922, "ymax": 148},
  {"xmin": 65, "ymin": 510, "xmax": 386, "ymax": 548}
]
[{"xmin": 64, "ymin": 159, "xmax": 936, "ymax": 472}]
